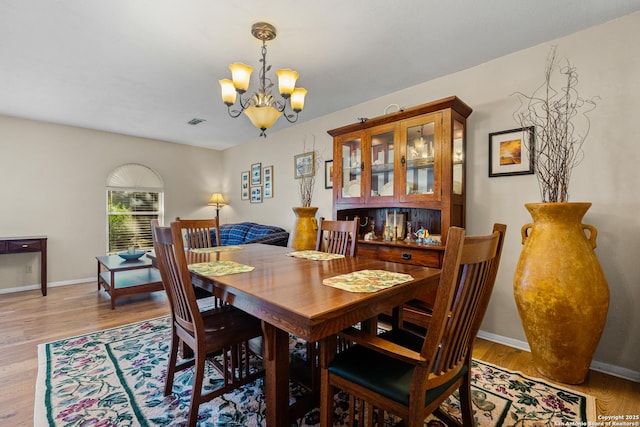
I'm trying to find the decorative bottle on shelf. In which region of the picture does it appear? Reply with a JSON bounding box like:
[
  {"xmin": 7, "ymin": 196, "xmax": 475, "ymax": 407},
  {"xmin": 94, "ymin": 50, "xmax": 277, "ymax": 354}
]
[
  {"xmin": 404, "ymin": 222, "xmax": 413, "ymax": 242},
  {"xmin": 383, "ymin": 224, "xmax": 393, "ymax": 242}
]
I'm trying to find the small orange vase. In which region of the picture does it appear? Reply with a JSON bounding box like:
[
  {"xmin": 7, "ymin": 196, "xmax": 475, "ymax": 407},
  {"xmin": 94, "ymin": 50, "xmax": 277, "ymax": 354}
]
[
  {"xmin": 290, "ymin": 207, "xmax": 318, "ymax": 250},
  {"xmin": 514, "ymin": 202, "xmax": 609, "ymax": 384}
]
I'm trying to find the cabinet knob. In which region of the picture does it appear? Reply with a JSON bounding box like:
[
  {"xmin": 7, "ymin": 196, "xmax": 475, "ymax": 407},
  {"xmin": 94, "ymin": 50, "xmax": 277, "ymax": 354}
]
[
  {"xmin": 401, "ymin": 155, "xmax": 406, "ymax": 166},
  {"xmin": 22, "ymin": 244, "xmax": 28, "ymax": 248},
  {"xmin": 401, "ymin": 252, "xmax": 412, "ymax": 260},
  {"xmin": 361, "ymin": 162, "xmax": 364, "ymax": 171}
]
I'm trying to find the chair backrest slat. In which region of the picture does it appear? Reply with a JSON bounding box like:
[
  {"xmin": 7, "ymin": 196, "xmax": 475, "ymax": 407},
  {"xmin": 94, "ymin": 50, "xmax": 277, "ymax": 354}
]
[
  {"xmin": 421, "ymin": 224, "xmax": 506, "ymax": 379},
  {"xmin": 316, "ymin": 217, "xmax": 359, "ymax": 256}
]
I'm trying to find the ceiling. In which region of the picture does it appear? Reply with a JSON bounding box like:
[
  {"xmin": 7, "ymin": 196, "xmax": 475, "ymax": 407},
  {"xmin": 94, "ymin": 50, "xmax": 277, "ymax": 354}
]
[{"xmin": 1, "ymin": 1, "xmax": 639, "ymax": 151}]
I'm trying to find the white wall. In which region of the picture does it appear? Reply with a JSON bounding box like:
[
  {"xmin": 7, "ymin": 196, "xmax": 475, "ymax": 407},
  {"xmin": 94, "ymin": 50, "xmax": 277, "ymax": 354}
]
[
  {"xmin": 0, "ymin": 117, "xmax": 222, "ymax": 290},
  {"xmin": 222, "ymin": 12, "xmax": 640, "ymax": 377}
]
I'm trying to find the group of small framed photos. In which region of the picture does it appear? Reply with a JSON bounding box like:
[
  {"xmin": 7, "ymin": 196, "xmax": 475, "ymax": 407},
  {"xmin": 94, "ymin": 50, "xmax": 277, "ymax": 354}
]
[{"xmin": 241, "ymin": 163, "xmax": 273, "ymax": 203}]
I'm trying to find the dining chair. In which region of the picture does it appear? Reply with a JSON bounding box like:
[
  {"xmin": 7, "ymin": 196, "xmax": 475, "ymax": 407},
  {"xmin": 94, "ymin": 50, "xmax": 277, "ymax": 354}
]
[
  {"xmin": 175, "ymin": 216, "xmax": 222, "ymax": 250},
  {"xmin": 320, "ymin": 223, "xmax": 506, "ymax": 427},
  {"xmin": 151, "ymin": 221, "xmax": 264, "ymax": 427},
  {"xmin": 315, "ymin": 216, "xmax": 360, "ymax": 256},
  {"xmin": 293, "ymin": 216, "xmax": 361, "ymax": 401},
  {"xmin": 174, "ymin": 217, "xmax": 224, "ymax": 304}
]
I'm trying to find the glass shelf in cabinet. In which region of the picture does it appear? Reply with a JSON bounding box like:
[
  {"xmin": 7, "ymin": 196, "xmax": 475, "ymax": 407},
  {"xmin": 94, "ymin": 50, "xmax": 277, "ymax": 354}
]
[
  {"xmin": 343, "ymin": 167, "xmax": 362, "ymax": 174},
  {"xmin": 406, "ymin": 158, "xmax": 434, "ymax": 169},
  {"xmin": 371, "ymin": 162, "xmax": 394, "ymax": 173}
]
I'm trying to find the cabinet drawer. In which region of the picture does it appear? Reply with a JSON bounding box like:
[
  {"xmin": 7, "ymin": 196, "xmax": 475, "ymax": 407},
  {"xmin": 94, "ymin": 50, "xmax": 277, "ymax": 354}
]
[
  {"xmin": 7, "ymin": 239, "xmax": 42, "ymax": 252},
  {"xmin": 356, "ymin": 244, "xmax": 379, "ymax": 259},
  {"xmin": 378, "ymin": 246, "xmax": 441, "ymax": 268}
]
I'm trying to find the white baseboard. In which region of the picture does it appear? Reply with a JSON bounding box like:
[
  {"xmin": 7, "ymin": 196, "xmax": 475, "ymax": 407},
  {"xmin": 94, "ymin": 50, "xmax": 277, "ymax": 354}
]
[
  {"xmin": 0, "ymin": 277, "xmax": 95, "ymax": 295},
  {"xmin": 477, "ymin": 330, "xmax": 640, "ymax": 383}
]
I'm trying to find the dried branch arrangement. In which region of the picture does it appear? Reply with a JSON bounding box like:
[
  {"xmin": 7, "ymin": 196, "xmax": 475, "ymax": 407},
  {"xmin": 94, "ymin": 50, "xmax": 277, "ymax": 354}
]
[
  {"xmin": 513, "ymin": 46, "xmax": 597, "ymax": 202},
  {"xmin": 298, "ymin": 168, "xmax": 315, "ymax": 207},
  {"xmin": 298, "ymin": 138, "xmax": 320, "ymax": 207}
]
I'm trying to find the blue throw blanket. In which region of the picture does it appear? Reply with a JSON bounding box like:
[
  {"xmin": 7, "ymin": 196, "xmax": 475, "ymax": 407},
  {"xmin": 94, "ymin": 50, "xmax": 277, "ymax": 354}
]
[{"xmin": 215, "ymin": 222, "xmax": 289, "ymax": 247}]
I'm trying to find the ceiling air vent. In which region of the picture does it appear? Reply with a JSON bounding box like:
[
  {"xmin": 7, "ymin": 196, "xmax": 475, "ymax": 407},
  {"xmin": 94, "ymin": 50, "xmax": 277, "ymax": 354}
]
[{"xmin": 187, "ymin": 118, "xmax": 206, "ymax": 125}]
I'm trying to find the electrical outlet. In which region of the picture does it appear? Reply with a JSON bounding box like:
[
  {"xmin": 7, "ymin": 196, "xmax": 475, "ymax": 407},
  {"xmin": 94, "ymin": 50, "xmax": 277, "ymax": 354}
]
[{"xmin": 26, "ymin": 265, "xmax": 32, "ymax": 274}]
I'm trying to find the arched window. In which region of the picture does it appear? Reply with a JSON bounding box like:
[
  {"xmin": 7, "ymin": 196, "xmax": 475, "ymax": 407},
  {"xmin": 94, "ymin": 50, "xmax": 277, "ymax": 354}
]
[{"xmin": 106, "ymin": 163, "xmax": 164, "ymax": 254}]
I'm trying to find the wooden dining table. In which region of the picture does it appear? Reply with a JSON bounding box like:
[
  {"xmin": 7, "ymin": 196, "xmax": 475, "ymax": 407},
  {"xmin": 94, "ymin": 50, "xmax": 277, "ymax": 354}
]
[{"xmin": 184, "ymin": 243, "xmax": 441, "ymax": 427}]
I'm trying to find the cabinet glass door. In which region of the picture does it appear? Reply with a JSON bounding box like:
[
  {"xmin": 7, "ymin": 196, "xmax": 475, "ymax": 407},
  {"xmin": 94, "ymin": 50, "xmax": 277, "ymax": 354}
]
[
  {"xmin": 339, "ymin": 136, "xmax": 362, "ymax": 200},
  {"xmin": 405, "ymin": 122, "xmax": 436, "ymax": 196},
  {"xmin": 370, "ymin": 130, "xmax": 395, "ymax": 199},
  {"xmin": 399, "ymin": 112, "xmax": 442, "ymax": 202},
  {"xmin": 453, "ymin": 119, "xmax": 464, "ymax": 195}
]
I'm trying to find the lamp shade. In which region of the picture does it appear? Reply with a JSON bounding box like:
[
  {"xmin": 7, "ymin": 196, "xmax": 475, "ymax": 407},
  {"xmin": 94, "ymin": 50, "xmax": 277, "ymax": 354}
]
[
  {"xmin": 290, "ymin": 87, "xmax": 307, "ymax": 112},
  {"xmin": 229, "ymin": 63, "xmax": 253, "ymax": 93},
  {"xmin": 276, "ymin": 68, "xmax": 299, "ymax": 97},
  {"xmin": 219, "ymin": 79, "xmax": 237, "ymax": 105},
  {"xmin": 208, "ymin": 193, "xmax": 227, "ymax": 206},
  {"xmin": 244, "ymin": 105, "xmax": 282, "ymax": 130}
]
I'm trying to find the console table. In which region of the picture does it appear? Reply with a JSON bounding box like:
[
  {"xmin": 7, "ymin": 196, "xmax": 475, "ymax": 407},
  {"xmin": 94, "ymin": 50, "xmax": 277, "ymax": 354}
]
[{"xmin": 0, "ymin": 236, "xmax": 48, "ymax": 296}]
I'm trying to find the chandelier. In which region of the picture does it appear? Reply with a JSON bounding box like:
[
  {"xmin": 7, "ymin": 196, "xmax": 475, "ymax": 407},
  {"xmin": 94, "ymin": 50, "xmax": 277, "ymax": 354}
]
[{"xmin": 219, "ymin": 22, "xmax": 307, "ymax": 137}]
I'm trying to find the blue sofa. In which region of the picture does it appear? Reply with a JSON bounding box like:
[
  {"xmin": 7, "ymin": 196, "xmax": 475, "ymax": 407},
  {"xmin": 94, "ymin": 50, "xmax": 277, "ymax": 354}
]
[{"xmin": 215, "ymin": 222, "xmax": 289, "ymax": 247}]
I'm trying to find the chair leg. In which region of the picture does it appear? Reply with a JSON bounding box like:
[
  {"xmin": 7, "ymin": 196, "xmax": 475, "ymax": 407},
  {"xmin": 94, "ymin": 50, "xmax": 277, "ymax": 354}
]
[
  {"xmin": 187, "ymin": 351, "xmax": 207, "ymax": 427},
  {"xmin": 320, "ymin": 374, "xmax": 335, "ymax": 427},
  {"xmin": 459, "ymin": 373, "xmax": 474, "ymax": 426},
  {"xmin": 164, "ymin": 329, "xmax": 180, "ymax": 396}
]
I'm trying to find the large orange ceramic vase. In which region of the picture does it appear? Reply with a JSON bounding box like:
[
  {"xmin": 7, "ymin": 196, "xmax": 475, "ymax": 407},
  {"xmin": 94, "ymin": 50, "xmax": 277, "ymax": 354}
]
[
  {"xmin": 514, "ymin": 202, "xmax": 609, "ymax": 384},
  {"xmin": 291, "ymin": 207, "xmax": 318, "ymax": 250}
]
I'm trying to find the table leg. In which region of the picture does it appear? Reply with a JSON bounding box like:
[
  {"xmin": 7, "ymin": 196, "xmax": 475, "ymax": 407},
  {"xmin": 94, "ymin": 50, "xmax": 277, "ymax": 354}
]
[
  {"xmin": 40, "ymin": 239, "xmax": 47, "ymax": 296},
  {"xmin": 262, "ymin": 321, "xmax": 290, "ymax": 427},
  {"xmin": 361, "ymin": 317, "xmax": 378, "ymax": 335},
  {"xmin": 319, "ymin": 334, "xmax": 337, "ymax": 427},
  {"xmin": 110, "ymin": 270, "xmax": 116, "ymax": 310}
]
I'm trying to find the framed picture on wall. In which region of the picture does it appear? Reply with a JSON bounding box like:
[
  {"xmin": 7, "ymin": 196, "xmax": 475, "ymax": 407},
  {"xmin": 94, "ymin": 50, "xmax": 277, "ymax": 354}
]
[
  {"xmin": 250, "ymin": 186, "xmax": 263, "ymax": 203},
  {"xmin": 489, "ymin": 126, "xmax": 535, "ymax": 177},
  {"xmin": 263, "ymin": 165, "xmax": 273, "ymax": 198},
  {"xmin": 325, "ymin": 160, "xmax": 333, "ymax": 189},
  {"xmin": 251, "ymin": 162, "xmax": 262, "ymax": 186},
  {"xmin": 489, "ymin": 127, "xmax": 535, "ymax": 177},
  {"xmin": 294, "ymin": 152, "xmax": 315, "ymax": 179},
  {"xmin": 241, "ymin": 171, "xmax": 249, "ymax": 200}
]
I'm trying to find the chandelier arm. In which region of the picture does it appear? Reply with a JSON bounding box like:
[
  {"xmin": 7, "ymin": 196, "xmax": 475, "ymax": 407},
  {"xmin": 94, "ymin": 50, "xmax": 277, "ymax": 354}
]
[
  {"xmin": 283, "ymin": 111, "xmax": 300, "ymax": 123},
  {"xmin": 274, "ymin": 100, "xmax": 286, "ymax": 113},
  {"xmin": 226, "ymin": 105, "xmax": 243, "ymax": 118},
  {"xmin": 237, "ymin": 94, "xmax": 252, "ymax": 110}
]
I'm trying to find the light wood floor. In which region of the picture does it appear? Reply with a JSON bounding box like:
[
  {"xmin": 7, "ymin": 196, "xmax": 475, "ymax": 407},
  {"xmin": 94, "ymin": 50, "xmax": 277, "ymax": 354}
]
[{"xmin": 1, "ymin": 282, "xmax": 638, "ymax": 426}]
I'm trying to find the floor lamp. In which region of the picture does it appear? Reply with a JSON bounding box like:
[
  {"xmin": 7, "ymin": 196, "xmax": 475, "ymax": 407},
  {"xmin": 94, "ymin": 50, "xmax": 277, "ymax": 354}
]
[{"xmin": 208, "ymin": 193, "xmax": 227, "ymax": 217}]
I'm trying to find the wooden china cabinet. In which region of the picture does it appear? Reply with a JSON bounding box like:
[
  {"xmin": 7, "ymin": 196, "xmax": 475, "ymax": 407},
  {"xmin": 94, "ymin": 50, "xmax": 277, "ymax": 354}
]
[{"xmin": 328, "ymin": 96, "xmax": 472, "ymax": 329}]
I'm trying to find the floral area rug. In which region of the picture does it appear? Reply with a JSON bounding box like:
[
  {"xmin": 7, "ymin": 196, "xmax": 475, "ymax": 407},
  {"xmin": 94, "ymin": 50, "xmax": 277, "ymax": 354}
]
[{"xmin": 35, "ymin": 316, "xmax": 595, "ymax": 426}]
